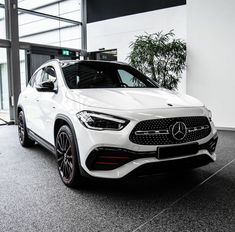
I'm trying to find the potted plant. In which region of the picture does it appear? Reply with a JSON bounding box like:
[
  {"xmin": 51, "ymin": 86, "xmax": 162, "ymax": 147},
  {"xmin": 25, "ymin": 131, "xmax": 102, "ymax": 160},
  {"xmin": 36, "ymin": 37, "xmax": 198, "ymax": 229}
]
[{"xmin": 128, "ymin": 30, "xmax": 186, "ymax": 90}]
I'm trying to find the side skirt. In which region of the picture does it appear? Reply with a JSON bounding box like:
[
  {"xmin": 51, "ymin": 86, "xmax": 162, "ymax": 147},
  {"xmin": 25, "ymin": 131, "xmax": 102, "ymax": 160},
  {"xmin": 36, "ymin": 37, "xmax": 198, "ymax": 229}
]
[{"xmin": 28, "ymin": 129, "xmax": 56, "ymax": 155}]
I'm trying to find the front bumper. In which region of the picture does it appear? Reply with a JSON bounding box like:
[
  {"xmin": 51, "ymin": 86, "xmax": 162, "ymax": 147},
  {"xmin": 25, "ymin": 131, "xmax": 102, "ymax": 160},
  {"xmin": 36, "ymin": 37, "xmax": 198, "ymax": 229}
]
[
  {"xmin": 72, "ymin": 108, "xmax": 218, "ymax": 179},
  {"xmin": 127, "ymin": 153, "xmax": 214, "ymax": 177},
  {"xmin": 86, "ymin": 135, "xmax": 218, "ymax": 172}
]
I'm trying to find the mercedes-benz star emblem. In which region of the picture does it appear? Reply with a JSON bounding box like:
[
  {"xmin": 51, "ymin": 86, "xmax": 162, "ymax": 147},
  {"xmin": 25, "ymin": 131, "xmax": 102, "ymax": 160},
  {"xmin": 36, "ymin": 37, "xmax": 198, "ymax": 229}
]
[{"xmin": 171, "ymin": 122, "xmax": 187, "ymax": 141}]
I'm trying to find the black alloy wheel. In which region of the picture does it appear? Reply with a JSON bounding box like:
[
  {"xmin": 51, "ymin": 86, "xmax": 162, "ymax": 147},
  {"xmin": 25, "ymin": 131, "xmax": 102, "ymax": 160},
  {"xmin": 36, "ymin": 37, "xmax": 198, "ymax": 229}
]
[
  {"xmin": 56, "ymin": 125, "xmax": 83, "ymax": 187},
  {"xmin": 18, "ymin": 111, "xmax": 34, "ymax": 147}
]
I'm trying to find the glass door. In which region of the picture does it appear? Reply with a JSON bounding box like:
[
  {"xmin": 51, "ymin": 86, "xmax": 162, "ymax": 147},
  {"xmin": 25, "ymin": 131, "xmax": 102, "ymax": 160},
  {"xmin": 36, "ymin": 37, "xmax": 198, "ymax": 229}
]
[
  {"xmin": 20, "ymin": 49, "xmax": 27, "ymax": 90},
  {"xmin": 0, "ymin": 47, "xmax": 10, "ymax": 124}
]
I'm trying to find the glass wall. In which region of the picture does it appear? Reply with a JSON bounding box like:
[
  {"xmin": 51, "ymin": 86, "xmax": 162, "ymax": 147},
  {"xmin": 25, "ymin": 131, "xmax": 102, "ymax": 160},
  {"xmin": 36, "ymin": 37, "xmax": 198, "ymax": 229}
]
[
  {"xmin": 18, "ymin": 0, "xmax": 82, "ymax": 49},
  {"xmin": 0, "ymin": 1, "xmax": 9, "ymax": 122},
  {"xmin": 0, "ymin": 1, "xmax": 6, "ymax": 39},
  {"xmin": 19, "ymin": 49, "xmax": 27, "ymax": 91},
  {"xmin": 0, "ymin": 47, "xmax": 10, "ymax": 121},
  {"xmin": 0, "ymin": 0, "xmax": 84, "ymax": 122}
]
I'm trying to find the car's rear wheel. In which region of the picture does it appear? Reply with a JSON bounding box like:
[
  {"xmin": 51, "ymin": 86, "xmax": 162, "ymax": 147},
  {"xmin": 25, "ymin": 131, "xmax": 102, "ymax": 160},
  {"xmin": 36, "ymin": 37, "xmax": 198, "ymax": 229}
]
[
  {"xmin": 18, "ymin": 111, "xmax": 35, "ymax": 147},
  {"xmin": 56, "ymin": 125, "xmax": 84, "ymax": 187}
]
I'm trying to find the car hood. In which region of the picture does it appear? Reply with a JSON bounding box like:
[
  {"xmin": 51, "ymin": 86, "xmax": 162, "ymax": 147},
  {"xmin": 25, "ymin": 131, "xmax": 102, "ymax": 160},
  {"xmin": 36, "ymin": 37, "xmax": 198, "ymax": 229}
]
[{"xmin": 66, "ymin": 88, "xmax": 203, "ymax": 110}]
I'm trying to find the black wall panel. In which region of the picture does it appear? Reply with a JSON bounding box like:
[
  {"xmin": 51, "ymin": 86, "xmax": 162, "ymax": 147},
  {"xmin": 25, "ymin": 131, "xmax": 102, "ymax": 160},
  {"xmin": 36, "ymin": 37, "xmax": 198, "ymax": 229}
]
[{"xmin": 87, "ymin": 0, "xmax": 186, "ymax": 23}]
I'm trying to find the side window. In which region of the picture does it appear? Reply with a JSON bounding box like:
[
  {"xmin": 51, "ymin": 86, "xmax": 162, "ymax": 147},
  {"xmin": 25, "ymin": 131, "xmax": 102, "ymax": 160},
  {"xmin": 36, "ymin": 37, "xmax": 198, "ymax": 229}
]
[
  {"xmin": 117, "ymin": 69, "xmax": 146, "ymax": 87},
  {"xmin": 28, "ymin": 74, "xmax": 36, "ymax": 87},
  {"xmin": 33, "ymin": 69, "xmax": 43, "ymax": 87},
  {"xmin": 41, "ymin": 66, "xmax": 57, "ymax": 83}
]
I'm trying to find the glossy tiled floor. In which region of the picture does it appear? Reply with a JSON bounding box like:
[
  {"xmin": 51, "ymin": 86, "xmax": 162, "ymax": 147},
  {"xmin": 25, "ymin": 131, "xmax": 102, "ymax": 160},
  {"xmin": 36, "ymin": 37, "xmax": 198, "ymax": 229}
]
[{"xmin": 0, "ymin": 126, "xmax": 234, "ymax": 232}]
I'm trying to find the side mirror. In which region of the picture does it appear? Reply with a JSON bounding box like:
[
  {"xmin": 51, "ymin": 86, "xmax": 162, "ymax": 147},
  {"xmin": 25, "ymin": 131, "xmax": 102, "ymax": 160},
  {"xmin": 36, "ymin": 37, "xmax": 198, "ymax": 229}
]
[
  {"xmin": 45, "ymin": 67, "xmax": 56, "ymax": 77},
  {"xmin": 36, "ymin": 81, "xmax": 57, "ymax": 93}
]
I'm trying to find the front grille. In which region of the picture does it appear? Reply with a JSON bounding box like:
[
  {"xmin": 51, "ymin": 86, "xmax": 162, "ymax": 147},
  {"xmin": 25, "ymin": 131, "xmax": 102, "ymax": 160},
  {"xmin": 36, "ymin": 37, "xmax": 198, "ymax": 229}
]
[{"xmin": 130, "ymin": 116, "xmax": 211, "ymax": 145}]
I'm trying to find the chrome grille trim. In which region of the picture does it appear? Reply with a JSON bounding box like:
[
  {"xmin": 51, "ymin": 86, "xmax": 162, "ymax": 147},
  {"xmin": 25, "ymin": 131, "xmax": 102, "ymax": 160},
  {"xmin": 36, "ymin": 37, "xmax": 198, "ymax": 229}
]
[
  {"xmin": 135, "ymin": 130, "xmax": 169, "ymax": 135},
  {"xmin": 135, "ymin": 125, "xmax": 210, "ymax": 136},
  {"xmin": 187, "ymin": 125, "xmax": 209, "ymax": 132}
]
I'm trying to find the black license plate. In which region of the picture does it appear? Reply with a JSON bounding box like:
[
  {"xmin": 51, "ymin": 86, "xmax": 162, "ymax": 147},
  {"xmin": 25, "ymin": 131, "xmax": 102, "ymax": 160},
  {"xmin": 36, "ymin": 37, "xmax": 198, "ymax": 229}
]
[{"xmin": 157, "ymin": 143, "xmax": 199, "ymax": 159}]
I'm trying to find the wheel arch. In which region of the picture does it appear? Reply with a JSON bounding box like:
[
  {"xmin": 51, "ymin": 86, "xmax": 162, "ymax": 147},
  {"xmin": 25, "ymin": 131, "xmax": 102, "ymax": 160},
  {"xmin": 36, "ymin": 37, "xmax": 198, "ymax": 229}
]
[
  {"xmin": 16, "ymin": 104, "xmax": 24, "ymax": 124},
  {"xmin": 54, "ymin": 114, "xmax": 82, "ymax": 168}
]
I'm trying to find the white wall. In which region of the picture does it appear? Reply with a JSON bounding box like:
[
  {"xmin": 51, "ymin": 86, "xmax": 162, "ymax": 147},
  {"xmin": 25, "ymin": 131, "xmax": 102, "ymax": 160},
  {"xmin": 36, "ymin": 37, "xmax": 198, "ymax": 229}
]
[
  {"xmin": 87, "ymin": 6, "xmax": 187, "ymax": 93},
  {"xmin": 187, "ymin": 0, "xmax": 235, "ymax": 128}
]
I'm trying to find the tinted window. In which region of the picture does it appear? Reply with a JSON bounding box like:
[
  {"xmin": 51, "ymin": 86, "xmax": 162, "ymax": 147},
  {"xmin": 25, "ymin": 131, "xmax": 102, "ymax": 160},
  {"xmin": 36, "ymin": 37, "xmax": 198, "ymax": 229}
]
[
  {"xmin": 62, "ymin": 62, "xmax": 157, "ymax": 89},
  {"xmin": 30, "ymin": 66, "xmax": 57, "ymax": 89},
  {"xmin": 41, "ymin": 66, "xmax": 57, "ymax": 83},
  {"xmin": 28, "ymin": 73, "xmax": 37, "ymax": 87},
  {"xmin": 34, "ymin": 69, "xmax": 43, "ymax": 87},
  {"xmin": 118, "ymin": 69, "xmax": 146, "ymax": 87}
]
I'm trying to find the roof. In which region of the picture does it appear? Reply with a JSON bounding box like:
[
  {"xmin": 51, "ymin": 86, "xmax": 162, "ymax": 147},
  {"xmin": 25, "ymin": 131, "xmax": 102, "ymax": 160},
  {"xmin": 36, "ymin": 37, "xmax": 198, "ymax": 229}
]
[{"xmin": 59, "ymin": 59, "xmax": 128, "ymax": 67}]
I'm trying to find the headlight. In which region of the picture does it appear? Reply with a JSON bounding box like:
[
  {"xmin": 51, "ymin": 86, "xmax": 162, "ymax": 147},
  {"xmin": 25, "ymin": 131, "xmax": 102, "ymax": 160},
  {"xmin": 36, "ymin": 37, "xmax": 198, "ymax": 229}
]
[{"xmin": 77, "ymin": 111, "xmax": 129, "ymax": 130}]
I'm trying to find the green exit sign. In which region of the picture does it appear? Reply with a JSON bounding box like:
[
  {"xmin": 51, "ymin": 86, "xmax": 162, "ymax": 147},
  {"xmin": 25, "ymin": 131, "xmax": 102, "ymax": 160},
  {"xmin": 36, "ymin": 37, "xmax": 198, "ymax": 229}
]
[{"xmin": 62, "ymin": 49, "xmax": 70, "ymax": 56}]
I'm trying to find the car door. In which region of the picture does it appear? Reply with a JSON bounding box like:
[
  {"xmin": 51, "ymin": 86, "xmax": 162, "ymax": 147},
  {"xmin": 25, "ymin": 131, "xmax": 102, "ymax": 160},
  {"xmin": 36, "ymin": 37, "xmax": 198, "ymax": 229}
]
[
  {"xmin": 23, "ymin": 69, "xmax": 43, "ymax": 133},
  {"xmin": 36, "ymin": 66, "xmax": 58, "ymax": 145}
]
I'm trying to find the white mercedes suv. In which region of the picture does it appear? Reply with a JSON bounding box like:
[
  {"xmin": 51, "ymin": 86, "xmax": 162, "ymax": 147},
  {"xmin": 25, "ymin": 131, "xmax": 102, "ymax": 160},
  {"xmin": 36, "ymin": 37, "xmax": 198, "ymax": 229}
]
[{"xmin": 17, "ymin": 59, "xmax": 218, "ymax": 187}]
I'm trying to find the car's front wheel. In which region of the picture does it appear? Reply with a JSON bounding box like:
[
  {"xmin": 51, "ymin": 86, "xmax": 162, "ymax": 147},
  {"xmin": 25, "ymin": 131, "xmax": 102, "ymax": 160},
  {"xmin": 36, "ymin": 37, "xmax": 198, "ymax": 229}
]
[
  {"xmin": 18, "ymin": 111, "xmax": 35, "ymax": 147},
  {"xmin": 55, "ymin": 125, "xmax": 84, "ymax": 187}
]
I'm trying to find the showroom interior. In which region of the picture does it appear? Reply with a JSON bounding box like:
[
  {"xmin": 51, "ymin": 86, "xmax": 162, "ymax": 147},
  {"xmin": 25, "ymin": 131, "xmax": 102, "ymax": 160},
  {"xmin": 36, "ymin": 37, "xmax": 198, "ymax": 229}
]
[{"xmin": 0, "ymin": 0, "xmax": 234, "ymax": 231}]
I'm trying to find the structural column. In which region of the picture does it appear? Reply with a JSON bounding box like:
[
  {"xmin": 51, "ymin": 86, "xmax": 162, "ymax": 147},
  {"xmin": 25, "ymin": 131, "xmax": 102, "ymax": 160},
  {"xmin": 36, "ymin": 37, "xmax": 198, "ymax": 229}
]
[
  {"xmin": 81, "ymin": 0, "xmax": 87, "ymax": 51},
  {"xmin": 6, "ymin": 0, "xmax": 21, "ymax": 122}
]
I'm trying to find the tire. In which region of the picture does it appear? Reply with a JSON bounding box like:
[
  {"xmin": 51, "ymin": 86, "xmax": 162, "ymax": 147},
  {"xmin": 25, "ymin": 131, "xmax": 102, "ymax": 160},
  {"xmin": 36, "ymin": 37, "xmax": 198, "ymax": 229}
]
[
  {"xmin": 18, "ymin": 111, "xmax": 35, "ymax": 147},
  {"xmin": 55, "ymin": 125, "xmax": 84, "ymax": 187}
]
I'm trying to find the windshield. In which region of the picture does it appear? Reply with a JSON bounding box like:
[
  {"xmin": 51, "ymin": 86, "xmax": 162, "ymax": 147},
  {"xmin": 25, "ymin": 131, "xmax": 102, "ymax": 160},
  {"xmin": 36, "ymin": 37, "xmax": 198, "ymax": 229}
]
[{"xmin": 62, "ymin": 61, "xmax": 158, "ymax": 89}]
